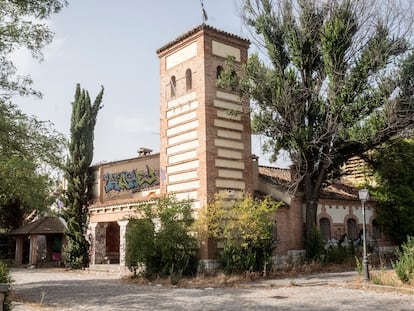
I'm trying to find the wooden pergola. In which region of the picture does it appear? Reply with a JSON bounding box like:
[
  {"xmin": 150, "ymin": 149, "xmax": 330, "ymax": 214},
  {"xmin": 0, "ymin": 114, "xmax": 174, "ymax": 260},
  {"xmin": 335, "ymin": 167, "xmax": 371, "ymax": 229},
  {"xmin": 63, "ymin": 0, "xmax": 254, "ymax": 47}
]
[{"xmin": 9, "ymin": 217, "xmax": 66, "ymax": 267}]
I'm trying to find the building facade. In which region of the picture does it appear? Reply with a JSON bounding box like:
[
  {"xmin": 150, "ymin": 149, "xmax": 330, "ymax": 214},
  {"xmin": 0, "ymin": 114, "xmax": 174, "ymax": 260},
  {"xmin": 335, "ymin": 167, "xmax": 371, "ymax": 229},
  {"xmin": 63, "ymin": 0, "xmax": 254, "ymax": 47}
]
[{"xmin": 86, "ymin": 25, "xmax": 393, "ymax": 271}]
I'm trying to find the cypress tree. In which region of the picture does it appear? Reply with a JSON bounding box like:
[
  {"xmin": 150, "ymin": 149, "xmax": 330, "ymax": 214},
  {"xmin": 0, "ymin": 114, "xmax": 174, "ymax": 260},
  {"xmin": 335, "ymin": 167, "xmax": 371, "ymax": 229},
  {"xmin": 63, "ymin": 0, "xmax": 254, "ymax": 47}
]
[{"xmin": 64, "ymin": 83, "xmax": 103, "ymax": 269}]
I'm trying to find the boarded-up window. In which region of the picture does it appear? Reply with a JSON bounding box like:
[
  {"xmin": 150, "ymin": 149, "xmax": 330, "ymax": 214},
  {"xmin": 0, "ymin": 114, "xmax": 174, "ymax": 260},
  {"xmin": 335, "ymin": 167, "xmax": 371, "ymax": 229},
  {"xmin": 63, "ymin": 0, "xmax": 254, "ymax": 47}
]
[
  {"xmin": 347, "ymin": 218, "xmax": 358, "ymax": 240},
  {"xmin": 320, "ymin": 217, "xmax": 331, "ymax": 241}
]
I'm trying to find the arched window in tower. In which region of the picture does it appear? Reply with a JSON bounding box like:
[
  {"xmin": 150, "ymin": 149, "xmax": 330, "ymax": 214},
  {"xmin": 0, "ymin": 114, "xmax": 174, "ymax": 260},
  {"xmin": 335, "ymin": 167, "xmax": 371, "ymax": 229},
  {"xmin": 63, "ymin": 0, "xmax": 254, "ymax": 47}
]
[
  {"xmin": 170, "ymin": 75, "xmax": 176, "ymax": 97},
  {"xmin": 319, "ymin": 217, "xmax": 331, "ymax": 241},
  {"xmin": 347, "ymin": 218, "xmax": 358, "ymax": 240},
  {"xmin": 216, "ymin": 66, "xmax": 224, "ymax": 80},
  {"xmin": 230, "ymin": 70, "xmax": 238, "ymax": 91},
  {"xmin": 185, "ymin": 69, "xmax": 192, "ymax": 91}
]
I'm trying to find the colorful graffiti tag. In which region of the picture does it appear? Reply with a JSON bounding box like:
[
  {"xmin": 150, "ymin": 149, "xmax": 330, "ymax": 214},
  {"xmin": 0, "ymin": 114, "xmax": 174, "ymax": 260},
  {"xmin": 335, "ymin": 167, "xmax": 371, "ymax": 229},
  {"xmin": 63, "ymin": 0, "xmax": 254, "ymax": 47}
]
[{"xmin": 103, "ymin": 165, "xmax": 159, "ymax": 193}]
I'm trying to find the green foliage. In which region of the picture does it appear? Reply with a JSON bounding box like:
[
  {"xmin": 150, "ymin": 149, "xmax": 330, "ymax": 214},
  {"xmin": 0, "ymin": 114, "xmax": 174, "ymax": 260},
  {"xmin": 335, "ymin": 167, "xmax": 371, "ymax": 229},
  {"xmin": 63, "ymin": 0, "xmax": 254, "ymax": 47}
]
[
  {"xmin": 237, "ymin": 0, "xmax": 414, "ymax": 247},
  {"xmin": 0, "ymin": 0, "xmax": 67, "ymax": 100},
  {"xmin": 0, "ymin": 101, "xmax": 65, "ymax": 230},
  {"xmin": 306, "ymin": 228, "xmax": 325, "ymax": 261},
  {"xmin": 198, "ymin": 194, "xmax": 279, "ymax": 274},
  {"xmin": 126, "ymin": 219, "xmax": 155, "ymax": 275},
  {"xmin": 63, "ymin": 235, "xmax": 89, "ymax": 269},
  {"xmin": 369, "ymin": 139, "xmax": 414, "ymax": 244},
  {"xmin": 127, "ymin": 195, "xmax": 198, "ymax": 280},
  {"xmin": 63, "ymin": 84, "xmax": 103, "ymax": 269},
  {"xmin": 324, "ymin": 243, "xmax": 355, "ymax": 264},
  {"xmin": 0, "ymin": 261, "xmax": 11, "ymax": 283},
  {"xmin": 355, "ymin": 256, "xmax": 363, "ymax": 275},
  {"xmin": 0, "ymin": 0, "xmax": 67, "ymax": 230},
  {"xmin": 393, "ymin": 236, "xmax": 414, "ymax": 283}
]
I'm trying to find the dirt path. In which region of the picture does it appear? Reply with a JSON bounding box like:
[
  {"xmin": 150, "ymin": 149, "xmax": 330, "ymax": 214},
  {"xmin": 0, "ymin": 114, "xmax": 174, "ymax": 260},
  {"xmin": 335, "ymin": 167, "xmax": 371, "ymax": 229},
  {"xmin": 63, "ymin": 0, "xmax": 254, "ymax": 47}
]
[{"xmin": 10, "ymin": 268, "xmax": 414, "ymax": 311}]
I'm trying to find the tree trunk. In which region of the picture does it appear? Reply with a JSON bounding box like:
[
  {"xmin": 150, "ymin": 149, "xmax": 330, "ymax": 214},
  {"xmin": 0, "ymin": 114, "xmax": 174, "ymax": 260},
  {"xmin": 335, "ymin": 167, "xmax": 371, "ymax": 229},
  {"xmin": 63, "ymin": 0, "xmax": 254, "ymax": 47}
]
[{"xmin": 303, "ymin": 169, "xmax": 326, "ymax": 259}]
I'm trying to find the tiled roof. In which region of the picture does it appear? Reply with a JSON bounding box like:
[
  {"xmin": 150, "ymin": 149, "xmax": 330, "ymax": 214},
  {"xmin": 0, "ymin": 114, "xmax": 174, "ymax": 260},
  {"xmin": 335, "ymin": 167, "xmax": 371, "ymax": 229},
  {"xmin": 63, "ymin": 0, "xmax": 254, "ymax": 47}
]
[
  {"xmin": 156, "ymin": 24, "xmax": 250, "ymax": 54},
  {"xmin": 258, "ymin": 166, "xmax": 291, "ymax": 183},
  {"xmin": 258, "ymin": 166, "xmax": 360, "ymax": 201},
  {"xmin": 9, "ymin": 217, "xmax": 66, "ymax": 236}
]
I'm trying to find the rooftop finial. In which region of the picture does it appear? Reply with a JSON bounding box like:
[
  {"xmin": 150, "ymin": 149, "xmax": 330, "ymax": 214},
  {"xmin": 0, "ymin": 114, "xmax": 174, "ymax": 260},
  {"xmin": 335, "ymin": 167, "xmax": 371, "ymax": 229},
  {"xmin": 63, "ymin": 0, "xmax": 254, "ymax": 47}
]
[{"xmin": 200, "ymin": 0, "xmax": 208, "ymax": 24}]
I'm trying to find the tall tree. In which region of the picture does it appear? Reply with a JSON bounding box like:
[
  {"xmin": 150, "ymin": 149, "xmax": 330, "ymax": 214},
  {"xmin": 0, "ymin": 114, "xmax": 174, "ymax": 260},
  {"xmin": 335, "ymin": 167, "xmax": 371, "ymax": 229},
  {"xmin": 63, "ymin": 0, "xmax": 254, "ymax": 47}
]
[
  {"xmin": 0, "ymin": 1, "xmax": 67, "ymax": 230},
  {"xmin": 369, "ymin": 139, "xmax": 414, "ymax": 244},
  {"xmin": 64, "ymin": 84, "xmax": 103, "ymax": 269},
  {"xmin": 231, "ymin": 0, "xmax": 414, "ymax": 255},
  {"xmin": 0, "ymin": 0, "xmax": 67, "ymax": 100},
  {"xmin": 0, "ymin": 101, "xmax": 65, "ymax": 230}
]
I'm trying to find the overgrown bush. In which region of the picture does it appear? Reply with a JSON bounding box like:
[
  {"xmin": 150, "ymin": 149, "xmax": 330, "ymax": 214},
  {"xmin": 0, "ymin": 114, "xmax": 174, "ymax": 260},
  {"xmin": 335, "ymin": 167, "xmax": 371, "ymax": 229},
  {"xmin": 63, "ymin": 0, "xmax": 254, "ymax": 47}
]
[
  {"xmin": 325, "ymin": 243, "xmax": 355, "ymax": 264},
  {"xmin": 126, "ymin": 195, "xmax": 198, "ymax": 281},
  {"xmin": 197, "ymin": 194, "xmax": 279, "ymax": 274},
  {"xmin": 393, "ymin": 236, "xmax": 414, "ymax": 283},
  {"xmin": 218, "ymin": 242, "xmax": 273, "ymax": 275},
  {"xmin": 126, "ymin": 218, "xmax": 155, "ymax": 277}
]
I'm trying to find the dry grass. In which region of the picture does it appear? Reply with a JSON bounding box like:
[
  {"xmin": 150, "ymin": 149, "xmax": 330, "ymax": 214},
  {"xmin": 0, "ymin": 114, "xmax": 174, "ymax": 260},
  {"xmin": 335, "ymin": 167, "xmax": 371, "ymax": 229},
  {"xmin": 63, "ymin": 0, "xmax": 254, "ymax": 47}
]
[
  {"xmin": 369, "ymin": 269, "xmax": 414, "ymax": 288},
  {"xmin": 124, "ymin": 261, "xmax": 357, "ymax": 288}
]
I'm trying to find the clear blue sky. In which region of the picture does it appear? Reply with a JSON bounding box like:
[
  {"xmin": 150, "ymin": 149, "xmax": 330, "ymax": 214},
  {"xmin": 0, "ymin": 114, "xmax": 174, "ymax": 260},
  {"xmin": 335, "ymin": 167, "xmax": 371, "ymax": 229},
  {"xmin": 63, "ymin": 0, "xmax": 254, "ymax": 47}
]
[{"xmin": 13, "ymin": 0, "xmax": 288, "ymax": 167}]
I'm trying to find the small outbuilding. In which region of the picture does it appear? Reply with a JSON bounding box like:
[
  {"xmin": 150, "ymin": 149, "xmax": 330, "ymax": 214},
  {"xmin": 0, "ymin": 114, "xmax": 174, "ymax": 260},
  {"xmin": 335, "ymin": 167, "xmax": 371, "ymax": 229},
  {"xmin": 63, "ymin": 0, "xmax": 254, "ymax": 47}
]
[{"xmin": 9, "ymin": 217, "xmax": 66, "ymax": 267}]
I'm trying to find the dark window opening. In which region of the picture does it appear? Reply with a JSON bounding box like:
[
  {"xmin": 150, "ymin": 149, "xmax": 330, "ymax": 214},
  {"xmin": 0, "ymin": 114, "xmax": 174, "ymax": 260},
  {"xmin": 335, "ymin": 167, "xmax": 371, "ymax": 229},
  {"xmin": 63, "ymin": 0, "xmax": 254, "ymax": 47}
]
[
  {"xmin": 320, "ymin": 217, "xmax": 331, "ymax": 241},
  {"xmin": 372, "ymin": 219, "xmax": 383, "ymax": 239},
  {"xmin": 347, "ymin": 218, "xmax": 358, "ymax": 240},
  {"xmin": 216, "ymin": 66, "xmax": 224, "ymax": 80},
  {"xmin": 170, "ymin": 75, "xmax": 176, "ymax": 97},
  {"xmin": 185, "ymin": 69, "xmax": 192, "ymax": 91}
]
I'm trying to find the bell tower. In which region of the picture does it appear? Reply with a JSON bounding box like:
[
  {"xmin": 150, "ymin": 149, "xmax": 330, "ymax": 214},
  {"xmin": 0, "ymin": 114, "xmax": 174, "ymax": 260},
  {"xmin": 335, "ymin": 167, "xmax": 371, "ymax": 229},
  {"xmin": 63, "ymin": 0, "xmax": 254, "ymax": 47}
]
[{"xmin": 157, "ymin": 25, "xmax": 251, "ymax": 262}]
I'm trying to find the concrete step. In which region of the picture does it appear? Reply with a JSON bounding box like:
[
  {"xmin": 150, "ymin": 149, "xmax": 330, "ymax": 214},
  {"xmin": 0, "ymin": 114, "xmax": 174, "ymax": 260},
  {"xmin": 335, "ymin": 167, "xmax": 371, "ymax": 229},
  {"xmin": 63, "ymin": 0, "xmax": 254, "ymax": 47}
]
[{"xmin": 86, "ymin": 264, "xmax": 132, "ymax": 277}]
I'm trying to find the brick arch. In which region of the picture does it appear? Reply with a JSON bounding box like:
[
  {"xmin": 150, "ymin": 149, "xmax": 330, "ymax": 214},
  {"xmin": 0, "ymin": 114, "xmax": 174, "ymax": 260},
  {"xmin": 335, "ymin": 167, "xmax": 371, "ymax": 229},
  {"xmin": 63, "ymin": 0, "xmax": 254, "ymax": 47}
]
[
  {"xmin": 317, "ymin": 208, "xmax": 333, "ymax": 228},
  {"xmin": 317, "ymin": 208, "xmax": 333, "ymax": 241}
]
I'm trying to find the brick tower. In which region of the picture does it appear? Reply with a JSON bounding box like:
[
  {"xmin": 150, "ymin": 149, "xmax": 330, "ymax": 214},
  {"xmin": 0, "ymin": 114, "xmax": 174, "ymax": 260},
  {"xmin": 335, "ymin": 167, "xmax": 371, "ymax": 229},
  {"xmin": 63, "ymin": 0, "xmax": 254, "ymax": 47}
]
[{"xmin": 157, "ymin": 25, "xmax": 251, "ymax": 262}]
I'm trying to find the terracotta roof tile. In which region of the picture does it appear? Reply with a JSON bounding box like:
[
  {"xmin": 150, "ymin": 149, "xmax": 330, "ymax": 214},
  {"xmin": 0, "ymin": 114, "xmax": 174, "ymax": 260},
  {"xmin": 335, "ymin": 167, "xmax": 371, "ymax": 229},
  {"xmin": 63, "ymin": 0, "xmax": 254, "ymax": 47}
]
[
  {"xmin": 258, "ymin": 166, "xmax": 360, "ymax": 201},
  {"xmin": 156, "ymin": 24, "xmax": 250, "ymax": 55},
  {"xmin": 9, "ymin": 217, "xmax": 66, "ymax": 236}
]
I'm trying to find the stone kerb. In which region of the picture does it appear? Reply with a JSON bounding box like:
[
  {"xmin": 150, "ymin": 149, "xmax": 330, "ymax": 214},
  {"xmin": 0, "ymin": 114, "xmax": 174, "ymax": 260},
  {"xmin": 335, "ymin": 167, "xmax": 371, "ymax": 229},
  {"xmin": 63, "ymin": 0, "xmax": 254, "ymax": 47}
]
[{"xmin": 0, "ymin": 283, "xmax": 10, "ymax": 311}]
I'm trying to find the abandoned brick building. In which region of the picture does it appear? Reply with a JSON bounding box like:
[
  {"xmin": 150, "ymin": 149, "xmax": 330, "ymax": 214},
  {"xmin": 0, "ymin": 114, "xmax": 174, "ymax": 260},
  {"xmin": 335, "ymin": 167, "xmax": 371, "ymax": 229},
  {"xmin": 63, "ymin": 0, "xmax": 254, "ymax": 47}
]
[{"xmin": 85, "ymin": 24, "xmax": 393, "ymax": 271}]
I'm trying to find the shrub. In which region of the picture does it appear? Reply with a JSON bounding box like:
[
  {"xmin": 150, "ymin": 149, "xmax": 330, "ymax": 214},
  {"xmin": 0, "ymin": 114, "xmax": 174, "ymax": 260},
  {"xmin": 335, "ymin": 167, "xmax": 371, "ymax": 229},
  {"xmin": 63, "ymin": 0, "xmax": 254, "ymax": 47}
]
[
  {"xmin": 393, "ymin": 236, "xmax": 414, "ymax": 283},
  {"xmin": 218, "ymin": 243, "xmax": 273, "ymax": 275},
  {"xmin": 127, "ymin": 195, "xmax": 198, "ymax": 281},
  {"xmin": 197, "ymin": 194, "xmax": 279, "ymax": 275},
  {"xmin": 126, "ymin": 218, "xmax": 155, "ymax": 277}
]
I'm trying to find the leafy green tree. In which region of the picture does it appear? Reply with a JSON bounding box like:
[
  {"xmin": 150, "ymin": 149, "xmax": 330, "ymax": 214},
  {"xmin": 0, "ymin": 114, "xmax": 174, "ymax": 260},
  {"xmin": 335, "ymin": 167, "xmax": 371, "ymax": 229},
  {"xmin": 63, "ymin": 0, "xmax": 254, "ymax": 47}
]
[
  {"xmin": 197, "ymin": 194, "xmax": 279, "ymax": 274},
  {"xmin": 127, "ymin": 195, "xmax": 198, "ymax": 279},
  {"xmin": 0, "ymin": 101, "xmax": 65, "ymax": 230},
  {"xmin": 63, "ymin": 84, "xmax": 103, "ymax": 269},
  {"xmin": 369, "ymin": 139, "xmax": 414, "ymax": 244},
  {"xmin": 226, "ymin": 0, "xmax": 414, "ymax": 256},
  {"xmin": 0, "ymin": 0, "xmax": 67, "ymax": 100},
  {"xmin": 0, "ymin": 0, "xmax": 67, "ymax": 230}
]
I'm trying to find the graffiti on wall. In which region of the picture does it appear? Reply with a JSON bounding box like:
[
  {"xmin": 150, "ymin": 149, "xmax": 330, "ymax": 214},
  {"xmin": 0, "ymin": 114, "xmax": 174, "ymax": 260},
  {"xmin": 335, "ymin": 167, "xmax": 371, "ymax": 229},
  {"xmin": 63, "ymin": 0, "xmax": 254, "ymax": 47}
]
[{"xmin": 103, "ymin": 165, "xmax": 160, "ymax": 193}]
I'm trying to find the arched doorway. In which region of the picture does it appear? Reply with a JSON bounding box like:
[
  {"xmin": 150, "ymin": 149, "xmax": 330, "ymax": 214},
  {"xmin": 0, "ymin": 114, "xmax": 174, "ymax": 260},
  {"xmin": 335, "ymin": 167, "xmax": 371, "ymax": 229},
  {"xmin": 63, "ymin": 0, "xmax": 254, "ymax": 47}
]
[{"xmin": 105, "ymin": 222, "xmax": 120, "ymax": 264}]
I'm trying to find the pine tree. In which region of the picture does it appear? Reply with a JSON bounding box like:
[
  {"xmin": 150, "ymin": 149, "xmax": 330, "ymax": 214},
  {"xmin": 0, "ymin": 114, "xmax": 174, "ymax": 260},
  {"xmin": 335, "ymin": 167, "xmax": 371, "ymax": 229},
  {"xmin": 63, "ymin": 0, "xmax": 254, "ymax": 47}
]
[
  {"xmin": 232, "ymin": 0, "xmax": 414, "ymax": 257},
  {"xmin": 64, "ymin": 84, "xmax": 103, "ymax": 269}
]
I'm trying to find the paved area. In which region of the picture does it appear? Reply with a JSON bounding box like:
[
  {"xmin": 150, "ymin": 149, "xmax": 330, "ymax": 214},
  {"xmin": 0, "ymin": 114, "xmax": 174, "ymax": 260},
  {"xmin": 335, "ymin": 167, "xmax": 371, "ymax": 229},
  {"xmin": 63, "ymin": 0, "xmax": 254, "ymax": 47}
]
[{"xmin": 9, "ymin": 268, "xmax": 414, "ymax": 310}]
